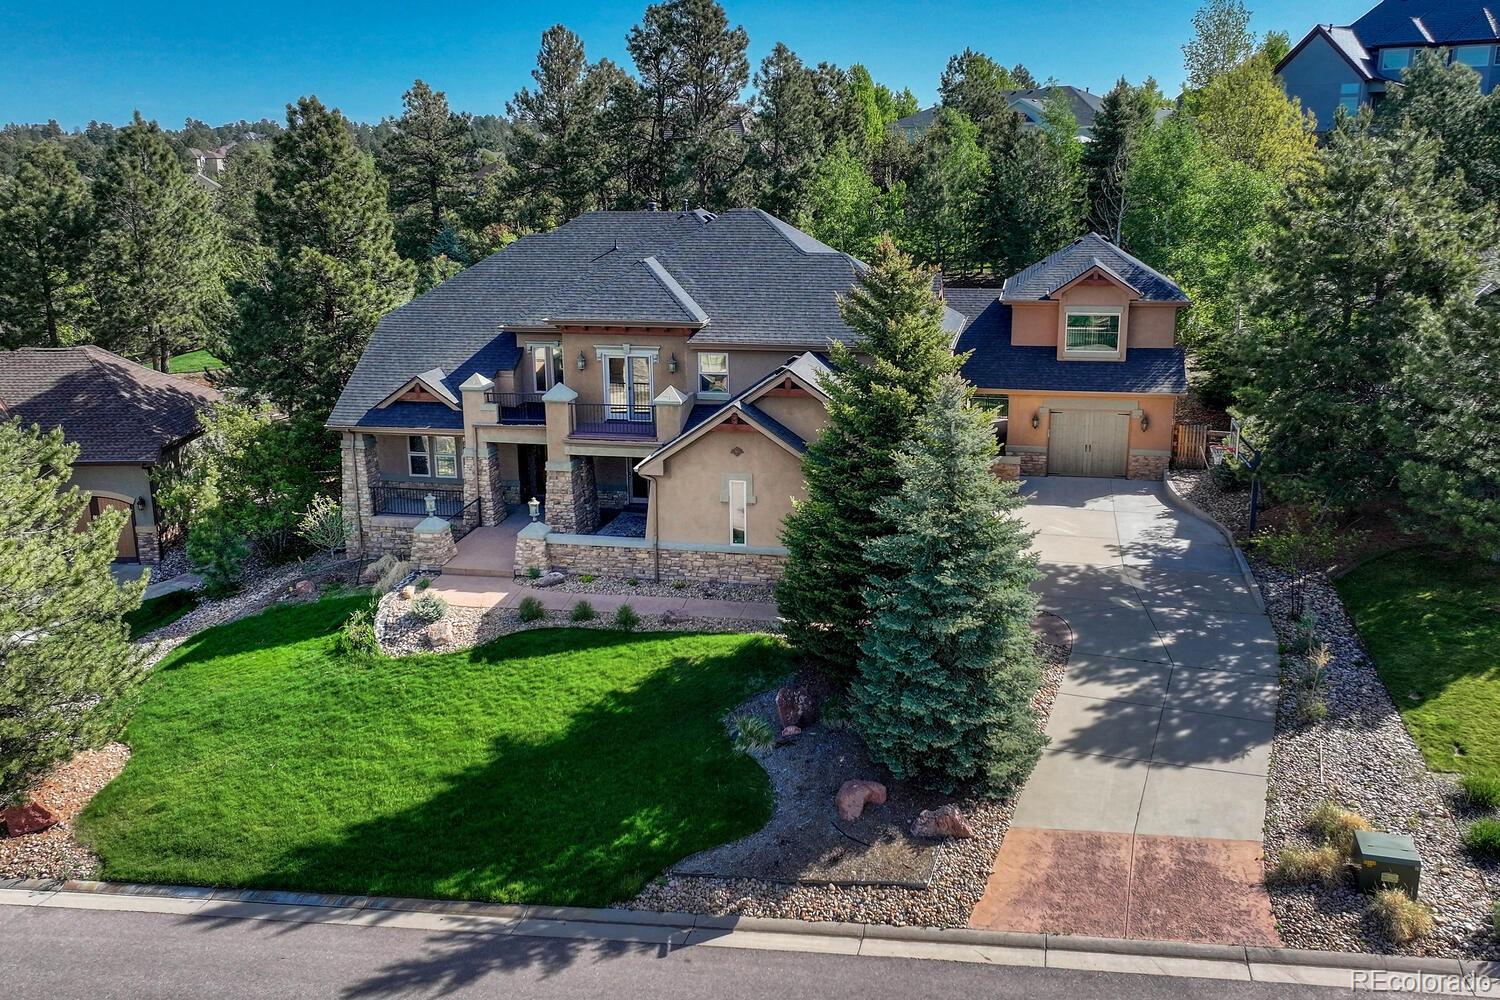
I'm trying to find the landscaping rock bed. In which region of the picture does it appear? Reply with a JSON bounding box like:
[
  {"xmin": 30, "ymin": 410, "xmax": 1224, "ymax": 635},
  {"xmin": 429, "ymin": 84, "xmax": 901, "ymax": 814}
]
[
  {"xmin": 1168, "ymin": 468, "xmax": 1253, "ymax": 538},
  {"xmin": 624, "ymin": 624, "xmax": 1068, "ymax": 927},
  {"xmin": 0, "ymin": 743, "xmax": 129, "ymax": 882},
  {"xmin": 1256, "ymin": 562, "xmax": 1500, "ymax": 959}
]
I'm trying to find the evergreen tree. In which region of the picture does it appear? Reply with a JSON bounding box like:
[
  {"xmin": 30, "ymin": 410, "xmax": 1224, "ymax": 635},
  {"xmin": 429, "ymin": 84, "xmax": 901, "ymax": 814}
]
[
  {"xmin": 1238, "ymin": 124, "xmax": 1486, "ymax": 506},
  {"xmin": 0, "ymin": 142, "xmax": 92, "ymax": 348},
  {"xmin": 227, "ymin": 97, "xmax": 414, "ymax": 421},
  {"xmin": 0, "ymin": 421, "xmax": 146, "ymax": 799},
  {"xmin": 748, "ymin": 43, "xmax": 824, "ymax": 219},
  {"xmin": 90, "ymin": 112, "xmax": 224, "ymax": 371},
  {"xmin": 507, "ymin": 26, "xmax": 611, "ymax": 228},
  {"xmin": 905, "ymin": 109, "xmax": 987, "ymax": 275},
  {"xmin": 938, "ymin": 49, "xmax": 1017, "ymax": 131},
  {"xmin": 810, "ymin": 62, "xmax": 866, "ymax": 154},
  {"xmin": 797, "ymin": 141, "xmax": 884, "ymax": 258},
  {"xmin": 625, "ymin": 2, "xmax": 689, "ymax": 207},
  {"xmin": 777, "ymin": 238, "xmax": 963, "ymax": 680},
  {"xmin": 671, "ymin": 0, "xmax": 752, "ymax": 208},
  {"xmin": 1082, "ymin": 80, "xmax": 1156, "ymax": 241},
  {"xmin": 1182, "ymin": 0, "xmax": 1256, "ymax": 89},
  {"xmin": 1391, "ymin": 301, "xmax": 1500, "ymax": 555},
  {"xmin": 1374, "ymin": 48, "xmax": 1500, "ymax": 208},
  {"xmin": 981, "ymin": 127, "xmax": 1084, "ymax": 277},
  {"xmin": 383, "ymin": 80, "xmax": 476, "ymax": 260},
  {"xmin": 851, "ymin": 375, "xmax": 1043, "ymax": 793},
  {"xmin": 215, "ymin": 142, "xmax": 274, "ymax": 293},
  {"xmin": 1010, "ymin": 64, "xmax": 1038, "ymax": 89}
]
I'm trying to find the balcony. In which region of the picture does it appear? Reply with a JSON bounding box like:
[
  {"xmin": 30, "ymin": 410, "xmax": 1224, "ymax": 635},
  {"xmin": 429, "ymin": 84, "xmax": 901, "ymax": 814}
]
[
  {"xmin": 484, "ymin": 391, "xmax": 546, "ymax": 425},
  {"xmin": 569, "ymin": 402, "xmax": 657, "ymax": 440}
]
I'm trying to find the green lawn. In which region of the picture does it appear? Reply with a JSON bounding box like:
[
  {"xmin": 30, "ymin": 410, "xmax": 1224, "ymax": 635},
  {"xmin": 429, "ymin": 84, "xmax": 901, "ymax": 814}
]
[
  {"xmin": 1337, "ymin": 548, "xmax": 1500, "ymax": 778},
  {"xmin": 123, "ymin": 589, "xmax": 199, "ymax": 640},
  {"xmin": 80, "ymin": 596, "xmax": 786, "ymax": 904},
  {"xmin": 167, "ymin": 348, "xmax": 226, "ymax": 374}
]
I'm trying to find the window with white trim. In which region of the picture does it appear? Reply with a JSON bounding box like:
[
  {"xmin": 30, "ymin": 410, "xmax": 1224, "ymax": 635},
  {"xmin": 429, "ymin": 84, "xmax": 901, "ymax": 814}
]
[
  {"xmin": 729, "ymin": 478, "xmax": 748, "ymax": 546},
  {"xmin": 407, "ymin": 435, "xmax": 459, "ymax": 478},
  {"xmin": 1378, "ymin": 47, "xmax": 1411, "ymax": 72},
  {"xmin": 698, "ymin": 352, "xmax": 729, "ymax": 395},
  {"xmin": 1337, "ymin": 82, "xmax": 1362, "ymax": 114},
  {"xmin": 1064, "ymin": 311, "xmax": 1121, "ymax": 356}
]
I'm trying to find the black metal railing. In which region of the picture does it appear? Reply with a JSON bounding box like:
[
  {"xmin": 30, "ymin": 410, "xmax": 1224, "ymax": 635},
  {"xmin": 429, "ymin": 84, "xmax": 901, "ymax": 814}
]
[
  {"xmin": 371, "ymin": 484, "xmax": 464, "ymax": 518},
  {"xmin": 484, "ymin": 390, "xmax": 546, "ymax": 424},
  {"xmin": 570, "ymin": 402, "xmax": 656, "ymax": 439},
  {"xmin": 451, "ymin": 497, "xmax": 482, "ymax": 541}
]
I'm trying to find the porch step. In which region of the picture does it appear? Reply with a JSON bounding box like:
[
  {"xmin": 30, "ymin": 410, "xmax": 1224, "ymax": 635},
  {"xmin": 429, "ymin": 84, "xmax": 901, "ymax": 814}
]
[
  {"xmin": 441, "ymin": 561, "xmax": 513, "ymax": 579},
  {"xmin": 442, "ymin": 522, "xmax": 521, "ymax": 579}
]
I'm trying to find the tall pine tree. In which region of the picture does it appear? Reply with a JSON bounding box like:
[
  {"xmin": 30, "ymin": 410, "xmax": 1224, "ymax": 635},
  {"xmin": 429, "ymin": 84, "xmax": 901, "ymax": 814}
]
[
  {"xmin": 227, "ymin": 97, "xmax": 414, "ymax": 421},
  {"xmin": 905, "ymin": 109, "xmax": 988, "ymax": 275},
  {"xmin": 980, "ymin": 127, "xmax": 1084, "ymax": 278},
  {"xmin": 383, "ymin": 80, "xmax": 476, "ymax": 261},
  {"xmin": 937, "ymin": 49, "xmax": 1017, "ymax": 132},
  {"xmin": 777, "ymin": 238, "xmax": 963, "ymax": 680},
  {"xmin": 748, "ymin": 43, "xmax": 824, "ymax": 219},
  {"xmin": 1, "ymin": 421, "xmax": 146, "ymax": 799},
  {"xmin": 851, "ymin": 374, "xmax": 1043, "ymax": 793},
  {"xmin": 0, "ymin": 142, "xmax": 93, "ymax": 348},
  {"xmin": 91, "ymin": 113, "xmax": 224, "ymax": 371},
  {"xmin": 1082, "ymin": 79, "xmax": 1156, "ymax": 241}
]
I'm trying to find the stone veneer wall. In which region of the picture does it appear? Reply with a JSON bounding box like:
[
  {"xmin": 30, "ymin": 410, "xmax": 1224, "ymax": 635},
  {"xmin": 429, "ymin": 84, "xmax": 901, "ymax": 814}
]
[
  {"xmin": 527, "ymin": 534, "xmax": 787, "ymax": 586},
  {"xmin": 363, "ymin": 515, "xmax": 420, "ymax": 558},
  {"xmin": 411, "ymin": 519, "xmax": 458, "ymax": 571},
  {"xmin": 341, "ymin": 432, "xmax": 381, "ymax": 557},
  {"xmin": 545, "ymin": 457, "xmax": 599, "ymax": 534},
  {"xmin": 1016, "ymin": 451, "xmax": 1048, "ymax": 476},
  {"xmin": 1127, "ymin": 453, "xmax": 1170, "ymax": 481},
  {"xmin": 991, "ymin": 459, "xmax": 1021, "ymax": 482},
  {"xmin": 135, "ymin": 524, "xmax": 161, "ymax": 565}
]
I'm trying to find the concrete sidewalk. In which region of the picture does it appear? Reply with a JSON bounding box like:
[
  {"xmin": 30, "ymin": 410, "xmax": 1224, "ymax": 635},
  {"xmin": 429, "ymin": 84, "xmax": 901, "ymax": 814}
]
[
  {"xmin": 426, "ymin": 574, "xmax": 782, "ymax": 623},
  {"xmin": 972, "ymin": 477, "xmax": 1280, "ymax": 946}
]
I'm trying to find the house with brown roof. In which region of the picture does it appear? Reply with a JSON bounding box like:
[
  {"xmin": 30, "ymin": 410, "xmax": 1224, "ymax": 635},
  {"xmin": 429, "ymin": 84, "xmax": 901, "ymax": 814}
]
[
  {"xmin": 328, "ymin": 211, "xmax": 1188, "ymax": 583},
  {"xmin": 0, "ymin": 346, "xmax": 221, "ymax": 563}
]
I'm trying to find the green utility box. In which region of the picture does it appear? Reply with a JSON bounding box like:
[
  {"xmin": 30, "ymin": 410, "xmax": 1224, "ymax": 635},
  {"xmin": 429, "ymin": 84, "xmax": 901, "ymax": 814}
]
[{"xmin": 1353, "ymin": 830, "xmax": 1421, "ymax": 899}]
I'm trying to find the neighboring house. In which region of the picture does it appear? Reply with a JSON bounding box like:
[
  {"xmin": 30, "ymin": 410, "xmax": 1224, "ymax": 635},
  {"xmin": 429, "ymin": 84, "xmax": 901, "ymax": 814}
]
[
  {"xmin": 896, "ymin": 86, "xmax": 1104, "ymax": 142},
  {"xmin": 1276, "ymin": 0, "xmax": 1500, "ymax": 130},
  {"xmin": 328, "ymin": 211, "xmax": 1188, "ymax": 582},
  {"xmin": 0, "ymin": 346, "xmax": 221, "ymax": 564},
  {"xmin": 187, "ymin": 145, "xmax": 232, "ymax": 175}
]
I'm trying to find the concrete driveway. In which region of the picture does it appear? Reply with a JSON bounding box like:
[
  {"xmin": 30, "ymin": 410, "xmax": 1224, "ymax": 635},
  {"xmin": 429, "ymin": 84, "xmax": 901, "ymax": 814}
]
[{"xmin": 972, "ymin": 477, "xmax": 1280, "ymax": 946}]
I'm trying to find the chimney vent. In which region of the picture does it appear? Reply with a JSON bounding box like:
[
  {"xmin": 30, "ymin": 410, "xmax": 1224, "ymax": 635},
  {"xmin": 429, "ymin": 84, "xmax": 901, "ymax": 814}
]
[{"xmin": 646, "ymin": 200, "xmax": 659, "ymax": 211}]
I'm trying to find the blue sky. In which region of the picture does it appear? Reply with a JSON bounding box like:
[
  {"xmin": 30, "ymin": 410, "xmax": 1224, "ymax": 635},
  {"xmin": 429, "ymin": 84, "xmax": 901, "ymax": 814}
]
[{"xmin": 5, "ymin": 0, "xmax": 1372, "ymax": 129}]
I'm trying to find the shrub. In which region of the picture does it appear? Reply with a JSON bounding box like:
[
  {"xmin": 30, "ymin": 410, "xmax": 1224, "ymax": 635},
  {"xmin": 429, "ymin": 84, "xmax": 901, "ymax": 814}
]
[
  {"xmin": 579, "ymin": 574, "xmax": 596, "ymax": 584},
  {"xmin": 526, "ymin": 566, "xmax": 541, "ymax": 580},
  {"xmin": 517, "ymin": 596, "xmax": 546, "ymax": 623},
  {"xmin": 626, "ymin": 576, "xmax": 640, "ymax": 586},
  {"xmin": 1297, "ymin": 696, "xmax": 1329, "ymax": 725},
  {"xmin": 671, "ymin": 579, "xmax": 687, "ymax": 590},
  {"xmin": 187, "ymin": 512, "xmax": 250, "ymax": 597},
  {"xmin": 1369, "ymin": 889, "xmax": 1433, "ymax": 944},
  {"xmin": 611, "ymin": 604, "xmax": 640, "ymax": 631},
  {"xmin": 570, "ymin": 600, "xmax": 596, "ymax": 623},
  {"xmin": 1461, "ymin": 775, "xmax": 1500, "ymax": 812},
  {"xmin": 408, "ymin": 593, "xmax": 448, "ymax": 624},
  {"xmin": 371, "ymin": 558, "xmax": 412, "ymax": 596},
  {"xmin": 1269, "ymin": 845, "xmax": 1344, "ymax": 886},
  {"xmin": 296, "ymin": 495, "xmax": 349, "ymax": 555},
  {"xmin": 1288, "ymin": 612, "xmax": 1319, "ymax": 655},
  {"xmin": 731, "ymin": 713, "xmax": 775, "ymax": 754},
  {"xmin": 1464, "ymin": 818, "xmax": 1500, "ymax": 858},
  {"xmin": 1307, "ymin": 801, "xmax": 1373, "ymax": 856},
  {"xmin": 336, "ymin": 604, "xmax": 379, "ymax": 658},
  {"xmin": 416, "ymin": 577, "xmax": 431, "ymax": 591}
]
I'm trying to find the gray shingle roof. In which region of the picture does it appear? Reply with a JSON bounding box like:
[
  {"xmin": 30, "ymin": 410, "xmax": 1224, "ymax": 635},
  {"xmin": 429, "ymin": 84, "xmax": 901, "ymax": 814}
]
[
  {"xmin": 1000, "ymin": 233, "xmax": 1189, "ymax": 303},
  {"xmin": 946, "ymin": 288, "xmax": 1188, "ymax": 395},
  {"xmin": 1351, "ymin": 0, "xmax": 1500, "ymax": 47},
  {"xmin": 330, "ymin": 209, "xmax": 867, "ymax": 427},
  {"xmin": 0, "ymin": 346, "xmax": 221, "ymax": 464}
]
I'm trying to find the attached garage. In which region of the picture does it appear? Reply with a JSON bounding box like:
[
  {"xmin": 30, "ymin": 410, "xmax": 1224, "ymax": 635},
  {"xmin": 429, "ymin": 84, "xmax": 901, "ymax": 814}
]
[{"xmin": 1046, "ymin": 408, "xmax": 1131, "ymax": 478}]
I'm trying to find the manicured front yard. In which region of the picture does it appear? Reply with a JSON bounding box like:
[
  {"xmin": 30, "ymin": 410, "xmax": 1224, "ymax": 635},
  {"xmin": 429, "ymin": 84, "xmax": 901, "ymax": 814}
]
[
  {"xmin": 80, "ymin": 596, "xmax": 786, "ymax": 905},
  {"xmin": 1337, "ymin": 548, "xmax": 1500, "ymax": 779},
  {"xmin": 167, "ymin": 348, "xmax": 226, "ymax": 374}
]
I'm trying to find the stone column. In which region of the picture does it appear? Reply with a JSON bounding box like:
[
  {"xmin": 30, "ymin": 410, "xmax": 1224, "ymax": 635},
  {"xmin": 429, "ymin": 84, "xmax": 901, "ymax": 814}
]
[
  {"xmin": 411, "ymin": 516, "xmax": 457, "ymax": 571},
  {"xmin": 652, "ymin": 385, "xmax": 694, "ymax": 442},
  {"xmin": 514, "ymin": 522, "xmax": 551, "ymax": 577},
  {"xmin": 545, "ymin": 457, "xmax": 598, "ymax": 534},
  {"xmin": 459, "ymin": 373, "xmax": 497, "ymax": 526},
  {"xmin": 341, "ymin": 431, "xmax": 380, "ymax": 556}
]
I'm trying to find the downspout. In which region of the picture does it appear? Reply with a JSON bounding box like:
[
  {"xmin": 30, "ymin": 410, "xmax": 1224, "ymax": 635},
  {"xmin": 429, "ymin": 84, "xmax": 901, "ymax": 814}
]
[{"xmin": 649, "ymin": 475, "xmax": 660, "ymax": 583}]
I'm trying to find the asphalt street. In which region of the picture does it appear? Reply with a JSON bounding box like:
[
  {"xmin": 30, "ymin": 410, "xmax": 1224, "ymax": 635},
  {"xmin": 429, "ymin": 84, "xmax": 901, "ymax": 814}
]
[{"xmin": 0, "ymin": 904, "xmax": 1453, "ymax": 999}]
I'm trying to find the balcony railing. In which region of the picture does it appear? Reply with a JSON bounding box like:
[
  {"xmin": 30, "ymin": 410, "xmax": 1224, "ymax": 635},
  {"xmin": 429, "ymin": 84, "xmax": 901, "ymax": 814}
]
[
  {"xmin": 372, "ymin": 484, "xmax": 464, "ymax": 518},
  {"xmin": 569, "ymin": 403, "xmax": 656, "ymax": 439},
  {"xmin": 484, "ymin": 390, "xmax": 546, "ymax": 425}
]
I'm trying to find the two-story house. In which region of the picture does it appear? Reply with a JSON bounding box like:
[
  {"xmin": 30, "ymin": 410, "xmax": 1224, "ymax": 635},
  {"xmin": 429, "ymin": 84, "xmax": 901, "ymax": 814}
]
[
  {"xmin": 1276, "ymin": 0, "xmax": 1500, "ymax": 130},
  {"xmin": 328, "ymin": 212, "xmax": 1188, "ymax": 582},
  {"xmin": 896, "ymin": 86, "xmax": 1105, "ymax": 142}
]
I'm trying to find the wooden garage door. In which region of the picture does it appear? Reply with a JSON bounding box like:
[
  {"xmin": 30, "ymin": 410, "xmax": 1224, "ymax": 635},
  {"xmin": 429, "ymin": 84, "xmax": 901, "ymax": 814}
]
[
  {"xmin": 1047, "ymin": 410, "xmax": 1130, "ymax": 478},
  {"xmin": 88, "ymin": 495, "xmax": 139, "ymax": 561}
]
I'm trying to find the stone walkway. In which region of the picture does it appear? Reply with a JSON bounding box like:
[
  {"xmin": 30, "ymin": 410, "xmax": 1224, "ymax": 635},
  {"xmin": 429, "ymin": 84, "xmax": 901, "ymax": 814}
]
[
  {"xmin": 426, "ymin": 574, "xmax": 782, "ymax": 622},
  {"xmin": 970, "ymin": 477, "xmax": 1280, "ymax": 947},
  {"xmin": 110, "ymin": 564, "xmax": 203, "ymax": 600}
]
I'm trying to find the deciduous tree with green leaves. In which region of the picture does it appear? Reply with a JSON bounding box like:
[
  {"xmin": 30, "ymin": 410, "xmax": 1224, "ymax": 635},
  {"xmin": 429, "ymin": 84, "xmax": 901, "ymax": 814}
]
[
  {"xmin": 91, "ymin": 113, "xmax": 224, "ymax": 371},
  {"xmin": 777, "ymin": 238, "xmax": 963, "ymax": 681},
  {"xmin": 797, "ymin": 141, "xmax": 885, "ymax": 259},
  {"xmin": 0, "ymin": 142, "xmax": 93, "ymax": 349},
  {"xmin": 0, "ymin": 421, "xmax": 145, "ymax": 800},
  {"xmin": 851, "ymin": 374, "xmax": 1044, "ymax": 793},
  {"xmin": 1082, "ymin": 79, "xmax": 1157, "ymax": 241},
  {"xmin": 1182, "ymin": 0, "xmax": 1255, "ymax": 90},
  {"xmin": 226, "ymin": 97, "xmax": 413, "ymax": 422},
  {"xmin": 1191, "ymin": 54, "xmax": 1314, "ymax": 176}
]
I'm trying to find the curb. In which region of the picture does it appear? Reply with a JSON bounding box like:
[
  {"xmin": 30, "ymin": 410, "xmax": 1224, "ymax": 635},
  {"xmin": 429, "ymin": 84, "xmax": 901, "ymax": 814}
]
[
  {"xmin": 2, "ymin": 877, "xmax": 1483, "ymax": 985},
  {"xmin": 1161, "ymin": 476, "xmax": 1267, "ymax": 611}
]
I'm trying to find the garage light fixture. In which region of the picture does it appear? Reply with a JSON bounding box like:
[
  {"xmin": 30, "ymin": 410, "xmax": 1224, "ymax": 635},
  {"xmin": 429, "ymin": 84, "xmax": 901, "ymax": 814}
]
[
  {"xmin": 528, "ymin": 497, "xmax": 541, "ymax": 522},
  {"xmin": 1140, "ymin": 412, "xmax": 1151, "ymax": 431},
  {"xmin": 1031, "ymin": 410, "xmax": 1041, "ymax": 430}
]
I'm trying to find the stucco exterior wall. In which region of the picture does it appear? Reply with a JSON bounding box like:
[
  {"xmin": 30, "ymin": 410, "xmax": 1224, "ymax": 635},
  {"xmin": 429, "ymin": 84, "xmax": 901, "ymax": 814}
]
[
  {"xmin": 1277, "ymin": 33, "xmax": 1364, "ymax": 132},
  {"xmin": 554, "ymin": 332, "xmax": 692, "ymax": 406},
  {"xmin": 1003, "ymin": 286, "xmax": 1183, "ymax": 359},
  {"xmin": 1010, "ymin": 303, "xmax": 1056, "ymax": 346},
  {"xmin": 373, "ymin": 432, "xmax": 464, "ymax": 483},
  {"xmin": 69, "ymin": 464, "xmax": 154, "ymax": 527},
  {"xmin": 751, "ymin": 393, "xmax": 827, "ymax": 442},
  {"xmin": 1128, "ymin": 304, "xmax": 1179, "ymax": 347},
  {"xmin": 650, "ymin": 428, "xmax": 805, "ymax": 547}
]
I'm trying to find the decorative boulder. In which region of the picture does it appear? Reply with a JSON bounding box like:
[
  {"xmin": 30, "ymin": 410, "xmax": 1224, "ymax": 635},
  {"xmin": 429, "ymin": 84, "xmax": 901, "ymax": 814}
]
[
  {"xmin": 358, "ymin": 563, "xmax": 383, "ymax": 584},
  {"xmin": 910, "ymin": 804, "xmax": 974, "ymax": 840},
  {"xmin": 424, "ymin": 619, "xmax": 454, "ymax": 648},
  {"xmin": 399, "ymin": 585, "xmax": 416, "ymax": 600},
  {"xmin": 534, "ymin": 572, "xmax": 566, "ymax": 588},
  {"xmin": 1, "ymin": 803, "xmax": 59, "ymax": 838},
  {"xmin": 776, "ymin": 725, "xmax": 802, "ymax": 745},
  {"xmin": 776, "ymin": 685, "xmax": 815, "ymax": 729},
  {"xmin": 291, "ymin": 579, "xmax": 316, "ymax": 598},
  {"xmin": 835, "ymin": 780, "xmax": 888, "ymax": 822}
]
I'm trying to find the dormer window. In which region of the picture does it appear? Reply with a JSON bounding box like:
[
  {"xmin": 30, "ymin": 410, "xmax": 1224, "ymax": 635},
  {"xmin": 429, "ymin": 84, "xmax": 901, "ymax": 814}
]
[
  {"xmin": 1378, "ymin": 48, "xmax": 1412, "ymax": 73},
  {"xmin": 698, "ymin": 352, "xmax": 729, "ymax": 396},
  {"xmin": 1064, "ymin": 310, "xmax": 1122, "ymax": 358}
]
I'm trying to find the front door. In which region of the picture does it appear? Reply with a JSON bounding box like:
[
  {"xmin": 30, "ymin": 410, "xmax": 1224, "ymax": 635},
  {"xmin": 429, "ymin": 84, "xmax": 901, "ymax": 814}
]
[
  {"xmin": 90, "ymin": 495, "xmax": 139, "ymax": 561},
  {"xmin": 606, "ymin": 355, "xmax": 653, "ymax": 420},
  {"xmin": 517, "ymin": 443, "xmax": 545, "ymax": 507},
  {"xmin": 1047, "ymin": 410, "xmax": 1131, "ymax": 478}
]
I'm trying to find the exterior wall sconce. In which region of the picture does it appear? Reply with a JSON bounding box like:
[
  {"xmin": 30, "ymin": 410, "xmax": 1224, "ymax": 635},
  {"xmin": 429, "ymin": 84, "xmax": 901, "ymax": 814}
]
[
  {"xmin": 135, "ymin": 495, "xmax": 148, "ymax": 510},
  {"xmin": 527, "ymin": 497, "xmax": 541, "ymax": 522},
  {"xmin": 1139, "ymin": 412, "xmax": 1151, "ymax": 432},
  {"xmin": 1031, "ymin": 411, "xmax": 1042, "ymax": 430},
  {"xmin": 576, "ymin": 351, "xmax": 587, "ymax": 371},
  {"xmin": 667, "ymin": 353, "xmax": 679, "ymax": 373}
]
